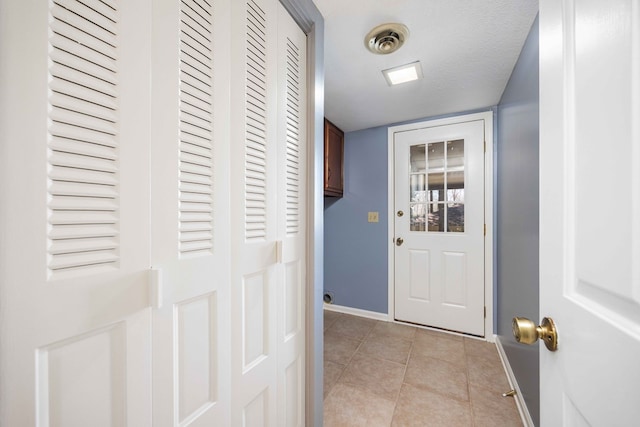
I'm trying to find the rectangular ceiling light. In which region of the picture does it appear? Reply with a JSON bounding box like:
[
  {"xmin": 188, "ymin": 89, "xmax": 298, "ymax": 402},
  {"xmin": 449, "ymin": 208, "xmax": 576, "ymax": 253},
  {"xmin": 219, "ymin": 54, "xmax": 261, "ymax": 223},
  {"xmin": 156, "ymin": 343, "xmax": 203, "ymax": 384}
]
[{"xmin": 382, "ymin": 61, "xmax": 423, "ymax": 86}]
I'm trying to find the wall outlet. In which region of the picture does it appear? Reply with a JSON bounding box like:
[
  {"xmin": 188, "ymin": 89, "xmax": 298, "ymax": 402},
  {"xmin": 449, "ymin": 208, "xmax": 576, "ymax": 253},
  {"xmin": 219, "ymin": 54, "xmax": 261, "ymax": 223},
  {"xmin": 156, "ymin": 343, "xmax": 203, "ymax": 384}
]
[{"xmin": 368, "ymin": 211, "xmax": 379, "ymax": 223}]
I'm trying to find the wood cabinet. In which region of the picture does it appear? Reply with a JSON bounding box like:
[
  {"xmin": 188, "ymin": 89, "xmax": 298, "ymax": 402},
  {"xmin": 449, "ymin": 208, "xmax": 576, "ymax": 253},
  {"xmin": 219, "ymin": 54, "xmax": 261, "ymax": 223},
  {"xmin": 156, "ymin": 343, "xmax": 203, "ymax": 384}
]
[{"xmin": 324, "ymin": 118, "xmax": 344, "ymax": 197}]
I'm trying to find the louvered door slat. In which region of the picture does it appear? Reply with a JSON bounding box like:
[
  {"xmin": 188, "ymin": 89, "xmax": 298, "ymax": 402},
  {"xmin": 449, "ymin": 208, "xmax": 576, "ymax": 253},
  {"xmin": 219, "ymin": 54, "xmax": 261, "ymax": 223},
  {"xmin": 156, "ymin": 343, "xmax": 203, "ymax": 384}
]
[
  {"xmin": 179, "ymin": 0, "xmax": 215, "ymax": 257},
  {"xmin": 51, "ymin": 3, "xmax": 117, "ymax": 45},
  {"xmin": 49, "ymin": 238, "xmax": 118, "ymax": 255},
  {"xmin": 50, "ymin": 16, "xmax": 116, "ymax": 56},
  {"xmin": 181, "ymin": 150, "xmax": 212, "ymax": 165},
  {"xmin": 51, "ymin": 38, "xmax": 116, "ymax": 76},
  {"xmin": 49, "ymin": 138, "xmax": 118, "ymax": 162},
  {"xmin": 50, "ymin": 181, "xmax": 117, "ymax": 199},
  {"xmin": 50, "ymin": 210, "xmax": 117, "ymax": 225},
  {"xmin": 55, "ymin": 0, "xmax": 117, "ymax": 29},
  {"xmin": 49, "ymin": 197, "xmax": 117, "ymax": 212},
  {"xmin": 49, "ymin": 57, "xmax": 117, "ymax": 93},
  {"xmin": 49, "ymin": 151, "xmax": 117, "ymax": 173},
  {"xmin": 49, "ymin": 80, "xmax": 117, "ymax": 114},
  {"xmin": 49, "ymin": 224, "xmax": 118, "ymax": 239},
  {"xmin": 49, "ymin": 251, "xmax": 119, "ymax": 271},
  {"xmin": 181, "ymin": 74, "xmax": 213, "ymax": 98},
  {"xmin": 181, "ymin": 141, "xmax": 212, "ymax": 158},
  {"xmin": 48, "ymin": 0, "xmax": 120, "ymax": 277},
  {"xmin": 180, "ymin": 178, "xmax": 213, "ymax": 190},
  {"xmin": 49, "ymin": 110, "xmax": 116, "ymax": 137}
]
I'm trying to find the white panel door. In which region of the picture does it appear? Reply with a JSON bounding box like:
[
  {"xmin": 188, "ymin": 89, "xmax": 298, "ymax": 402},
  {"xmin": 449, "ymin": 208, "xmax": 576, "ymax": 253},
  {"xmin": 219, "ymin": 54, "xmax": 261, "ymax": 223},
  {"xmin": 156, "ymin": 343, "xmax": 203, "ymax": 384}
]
[
  {"xmin": 539, "ymin": 0, "xmax": 640, "ymax": 424},
  {"xmin": 230, "ymin": 0, "xmax": 279, "ymax": 424},
  {"xmin": 0, "ymin": 0, "xmax": 152, "ymax": 425},
  {"xmin": 394, "ymin": 120, "xmax": 485, "ymax": 336},
  {"xmin": 150, "ymin": 0, "xmax": 231, "ymax": 425},
  {"xmin": 276, "ymin": 5, "xmax": 307, "ymax": 426},
  {"xmin": 229, "ymin": 1, "xmax": 307, "ymax": 424}
]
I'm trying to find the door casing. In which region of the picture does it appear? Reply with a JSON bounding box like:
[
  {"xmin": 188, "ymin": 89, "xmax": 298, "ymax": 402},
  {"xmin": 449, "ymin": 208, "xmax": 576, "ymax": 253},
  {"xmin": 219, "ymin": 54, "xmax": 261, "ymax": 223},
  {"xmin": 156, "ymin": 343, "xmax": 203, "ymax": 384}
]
[{"xmin": 387, "ymin": 111, "xmax": 494, "ymax": 338}]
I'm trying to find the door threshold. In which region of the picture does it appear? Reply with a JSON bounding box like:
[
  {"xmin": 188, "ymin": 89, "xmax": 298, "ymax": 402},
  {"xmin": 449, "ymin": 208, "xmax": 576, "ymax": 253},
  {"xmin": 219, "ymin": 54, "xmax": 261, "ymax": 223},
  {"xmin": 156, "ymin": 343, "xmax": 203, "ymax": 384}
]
[{"xmin": 392, "ymin": 318, "xmax": 485, "ymax": 340}]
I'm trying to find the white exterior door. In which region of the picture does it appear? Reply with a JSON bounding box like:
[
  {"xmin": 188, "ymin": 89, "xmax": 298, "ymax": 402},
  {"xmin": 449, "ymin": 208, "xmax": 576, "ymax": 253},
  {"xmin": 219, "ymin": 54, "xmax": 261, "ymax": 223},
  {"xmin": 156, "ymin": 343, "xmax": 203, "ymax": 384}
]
[
  {"xmin": 0, "ymin": 0, "xmax": 153, "ymax": 425},
  {"xmin": 539, "ymin": 0, "xmax": 640, "ymax": 424},
  {"xmin": 149, "ymin": 0, "xmax": 231, "ymax": 425},
  {"xmin": 393, "ymin": 119, "xmax": 486, "ymax": 336}
]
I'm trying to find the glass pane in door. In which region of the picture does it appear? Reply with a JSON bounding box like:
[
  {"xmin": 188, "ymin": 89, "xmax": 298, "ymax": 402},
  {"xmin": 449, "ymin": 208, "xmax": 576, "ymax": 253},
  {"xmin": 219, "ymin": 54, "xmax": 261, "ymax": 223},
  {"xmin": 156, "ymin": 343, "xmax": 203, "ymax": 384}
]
[
  {"xmin": 447, "ymin": 139, "xmax": 464, "ymax": 167},
  {"xmin": 428, "ymin": 203, "xmax": 444, "ymax": 231},
  {"xmin": 428, "ymin": 141, "xmax": 445, "ymax": 169},
  {"xmin": 407, "ymin": 139, "xmax": 467, "ymax": 233},
  {"xmin": 410, "ymin": 174, "xmax": 426, "ymax": 202},
  {"xmin": 410, "ymin": 144, "xmax": 426, "ymax": 172},
  {"xmin": 428, "ymin": 172, "xmax": 444, "ymax": 203},
  {"xmin": 410, "ymin": 203, "xmax": 426, "ymax": 231}
]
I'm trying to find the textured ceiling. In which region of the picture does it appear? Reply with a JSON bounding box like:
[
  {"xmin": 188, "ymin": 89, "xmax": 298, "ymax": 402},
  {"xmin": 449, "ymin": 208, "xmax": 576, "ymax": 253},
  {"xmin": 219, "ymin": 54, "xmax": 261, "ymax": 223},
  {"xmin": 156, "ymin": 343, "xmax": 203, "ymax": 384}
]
[{"xmin": 314, "ymin": 0, "xmax": 539, "ymax": 132}]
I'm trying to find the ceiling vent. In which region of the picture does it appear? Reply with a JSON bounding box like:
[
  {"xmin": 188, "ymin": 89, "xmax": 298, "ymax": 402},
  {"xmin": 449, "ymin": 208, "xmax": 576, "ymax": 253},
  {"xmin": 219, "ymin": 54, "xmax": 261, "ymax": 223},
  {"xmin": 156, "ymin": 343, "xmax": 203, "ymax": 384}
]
[{"xmin": 365, "ymin": 23, "xmax": 409, "ymax": 55}]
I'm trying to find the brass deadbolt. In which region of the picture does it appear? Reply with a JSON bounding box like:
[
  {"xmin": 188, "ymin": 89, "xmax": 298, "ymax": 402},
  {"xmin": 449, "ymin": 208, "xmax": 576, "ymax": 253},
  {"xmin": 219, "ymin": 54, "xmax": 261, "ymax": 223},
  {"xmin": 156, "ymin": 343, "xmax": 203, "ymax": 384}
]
[{"xmin": 512, "ymin": 316, "xmax": 558, "ymax": 351}]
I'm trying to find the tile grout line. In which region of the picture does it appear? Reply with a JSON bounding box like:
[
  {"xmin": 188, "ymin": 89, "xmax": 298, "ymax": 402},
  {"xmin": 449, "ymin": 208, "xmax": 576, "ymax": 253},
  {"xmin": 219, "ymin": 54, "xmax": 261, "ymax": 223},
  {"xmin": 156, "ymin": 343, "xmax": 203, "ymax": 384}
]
[
  {"xmin": 463, "ymin": 338, "xmax": 479, "ymax": 426},
  {"xmin": 390, "ymin": 336, "xmax": 415, "ymax": 426}
]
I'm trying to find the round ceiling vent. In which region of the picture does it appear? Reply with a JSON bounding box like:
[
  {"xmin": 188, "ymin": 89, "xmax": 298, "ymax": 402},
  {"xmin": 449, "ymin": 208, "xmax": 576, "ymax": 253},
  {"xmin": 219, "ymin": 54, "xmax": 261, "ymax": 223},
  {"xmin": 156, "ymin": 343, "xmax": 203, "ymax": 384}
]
[{"xmin": 365, "ymin": 23, "xmax": 409, "ymax": 55}]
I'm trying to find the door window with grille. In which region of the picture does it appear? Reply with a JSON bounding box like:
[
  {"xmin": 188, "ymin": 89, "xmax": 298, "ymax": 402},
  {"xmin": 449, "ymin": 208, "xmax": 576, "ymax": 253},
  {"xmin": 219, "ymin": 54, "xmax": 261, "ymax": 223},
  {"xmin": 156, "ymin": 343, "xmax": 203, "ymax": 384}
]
[{"xmin": 409, "ymin": 139, "xmax": 465, "ymax": 232}]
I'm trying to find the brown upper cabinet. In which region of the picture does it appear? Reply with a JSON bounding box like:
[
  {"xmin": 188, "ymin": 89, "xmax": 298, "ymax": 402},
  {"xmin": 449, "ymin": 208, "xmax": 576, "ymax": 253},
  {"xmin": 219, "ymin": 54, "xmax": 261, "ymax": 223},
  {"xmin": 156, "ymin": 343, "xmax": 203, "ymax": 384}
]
[{"xmin": 324, "ymin": 119, "xmax": 344, "ymax": 197}]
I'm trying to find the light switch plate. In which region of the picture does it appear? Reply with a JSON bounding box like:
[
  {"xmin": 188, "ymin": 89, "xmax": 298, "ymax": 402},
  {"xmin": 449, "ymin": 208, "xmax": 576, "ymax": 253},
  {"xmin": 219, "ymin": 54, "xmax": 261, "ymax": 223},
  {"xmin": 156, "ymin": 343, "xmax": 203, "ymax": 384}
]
[{"xmin": 368, "ymin": 211, "xmax": 379, "ymax": 223}]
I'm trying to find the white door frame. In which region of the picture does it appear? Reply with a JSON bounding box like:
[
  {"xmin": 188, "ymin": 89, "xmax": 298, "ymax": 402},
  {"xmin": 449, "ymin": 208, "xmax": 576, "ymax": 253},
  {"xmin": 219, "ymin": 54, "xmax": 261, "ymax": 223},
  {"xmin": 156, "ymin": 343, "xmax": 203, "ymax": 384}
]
[{"xmin": 387, "ymin": 111, "xmax": 494, "ymax": 338}]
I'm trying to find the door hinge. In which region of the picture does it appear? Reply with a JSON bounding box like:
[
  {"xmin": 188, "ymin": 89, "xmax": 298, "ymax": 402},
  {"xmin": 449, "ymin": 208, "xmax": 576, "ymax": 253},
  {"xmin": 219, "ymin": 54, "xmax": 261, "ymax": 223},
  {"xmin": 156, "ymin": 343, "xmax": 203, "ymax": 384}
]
[
  {"xmin": 484, "ymin": 224, "xmax": 486, "ymax": 236},
  {"xmin": 484, "ymin": 306, "xmax": 487, "ymax": 318},
  {"xmin": 484, "ymin": 140, "xmax": 486, "ymax": 153}
]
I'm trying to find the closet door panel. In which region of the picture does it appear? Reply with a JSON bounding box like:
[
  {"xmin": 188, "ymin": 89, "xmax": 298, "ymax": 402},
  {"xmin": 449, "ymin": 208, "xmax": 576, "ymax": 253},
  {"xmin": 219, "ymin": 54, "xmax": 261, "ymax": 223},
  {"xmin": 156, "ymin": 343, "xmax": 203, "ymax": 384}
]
[
  {"xmin": 276, "ymin": 5, "xmax": 307, "ymax": 426},
  {"xmin": 150, "ymin": 0, "xmax": 231, "ymax": 425},
  {"xmin": 0, "ymin": 0, "xmax": 153, "ymax": 425},
  {"xmin": 230, "ymin": 0, "xmax": 279, "ymax": 424}
]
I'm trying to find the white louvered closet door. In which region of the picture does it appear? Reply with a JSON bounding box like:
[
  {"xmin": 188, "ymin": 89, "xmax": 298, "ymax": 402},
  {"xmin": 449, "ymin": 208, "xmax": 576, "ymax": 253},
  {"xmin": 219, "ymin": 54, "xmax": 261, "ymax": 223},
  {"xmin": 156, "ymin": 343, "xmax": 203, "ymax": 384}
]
[
  {"xmin": 230, "ymin": 0, "xmax": 279, "ymax": 424},
  {"xmin": 149, "ymin": 0, "xmax": 231, "ymax": 425},
  {"xmin": 229, "ymin": 1, "xmax": 307, "ymax": 425},
  {"xmin": 276, "ymin": 6, "xmax": 307, "ymax": 426},
  {"xmin": 0, "ymin": 0, "xmax": 153, "ymax": 426}
]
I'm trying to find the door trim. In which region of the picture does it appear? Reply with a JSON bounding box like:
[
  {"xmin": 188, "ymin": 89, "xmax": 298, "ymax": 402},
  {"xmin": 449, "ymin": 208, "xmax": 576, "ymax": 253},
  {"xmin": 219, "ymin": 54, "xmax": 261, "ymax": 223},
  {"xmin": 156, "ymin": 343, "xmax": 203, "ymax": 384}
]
[{"xmin": 387, "ymin": 111, "xmax": 494, "ymax": 338}]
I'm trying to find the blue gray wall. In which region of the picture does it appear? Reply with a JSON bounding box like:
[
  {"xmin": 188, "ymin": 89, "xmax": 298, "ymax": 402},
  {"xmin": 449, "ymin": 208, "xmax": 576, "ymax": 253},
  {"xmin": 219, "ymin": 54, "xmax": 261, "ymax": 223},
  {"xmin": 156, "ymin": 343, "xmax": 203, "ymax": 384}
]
[
  {"xmin": 324, "ymin": 126, "xmax": 389, "ymax": 313},
  {"xmin": 496, "ymin": 16, "xmax": 540, "ymax": 426}
]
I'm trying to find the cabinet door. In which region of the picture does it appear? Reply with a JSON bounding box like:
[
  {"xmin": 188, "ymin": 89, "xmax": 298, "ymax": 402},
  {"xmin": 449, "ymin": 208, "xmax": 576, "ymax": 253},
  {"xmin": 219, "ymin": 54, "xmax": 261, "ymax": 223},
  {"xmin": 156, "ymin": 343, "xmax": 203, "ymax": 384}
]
[{"xmin": 324, "ymin": 119, "xmax": 344, "ymax": 196}]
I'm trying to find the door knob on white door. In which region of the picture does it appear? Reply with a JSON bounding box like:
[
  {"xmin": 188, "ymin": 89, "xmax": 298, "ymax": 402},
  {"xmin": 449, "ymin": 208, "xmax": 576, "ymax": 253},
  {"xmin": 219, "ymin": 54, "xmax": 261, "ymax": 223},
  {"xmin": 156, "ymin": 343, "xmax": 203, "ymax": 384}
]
[
  {"xmin": 512, "ymin": 316, "xmax": 558, "ymax": 351},
  {"xmin": 395, "ymin": 237, "xmax": 404, "ymax": 246}
]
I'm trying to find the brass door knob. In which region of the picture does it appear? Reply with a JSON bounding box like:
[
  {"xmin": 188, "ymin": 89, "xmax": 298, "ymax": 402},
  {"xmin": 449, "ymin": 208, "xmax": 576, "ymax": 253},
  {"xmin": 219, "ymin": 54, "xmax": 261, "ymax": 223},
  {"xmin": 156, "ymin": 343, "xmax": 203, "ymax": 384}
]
[
  {"xmin": 512, "ymin": 316, "xmax": 558, "ymax": 351},
  {"xmin": 395, "ymin": 237, "xmax": 404, "ymax": 246}
]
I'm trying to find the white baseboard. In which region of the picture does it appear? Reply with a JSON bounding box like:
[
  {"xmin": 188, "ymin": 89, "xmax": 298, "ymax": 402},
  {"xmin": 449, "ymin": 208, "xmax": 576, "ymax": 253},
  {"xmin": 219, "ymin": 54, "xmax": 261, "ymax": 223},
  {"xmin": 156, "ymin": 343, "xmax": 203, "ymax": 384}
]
[
  {"xmin": 323, "ymin": 303, "xmax": 389, "ymax": 321},
  {"xmin": 495, "ymin": 336, "xmax": 535, "ymax": 427}
]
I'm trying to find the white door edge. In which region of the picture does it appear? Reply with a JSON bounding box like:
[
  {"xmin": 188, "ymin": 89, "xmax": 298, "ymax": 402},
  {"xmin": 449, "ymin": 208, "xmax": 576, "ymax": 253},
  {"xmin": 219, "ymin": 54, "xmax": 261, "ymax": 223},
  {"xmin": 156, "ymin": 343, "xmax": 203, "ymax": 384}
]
[{"xmin": 387, "ymin": 111, "xmax": 494, "ymax": 337}]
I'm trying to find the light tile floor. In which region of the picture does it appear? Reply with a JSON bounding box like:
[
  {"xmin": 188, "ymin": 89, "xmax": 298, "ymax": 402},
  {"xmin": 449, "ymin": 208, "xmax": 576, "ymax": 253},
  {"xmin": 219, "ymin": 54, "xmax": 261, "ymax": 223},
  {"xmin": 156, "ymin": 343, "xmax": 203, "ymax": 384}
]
[{"xmin": 323, "ymin": 310, "xmax": 523, "ymax": 427}]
